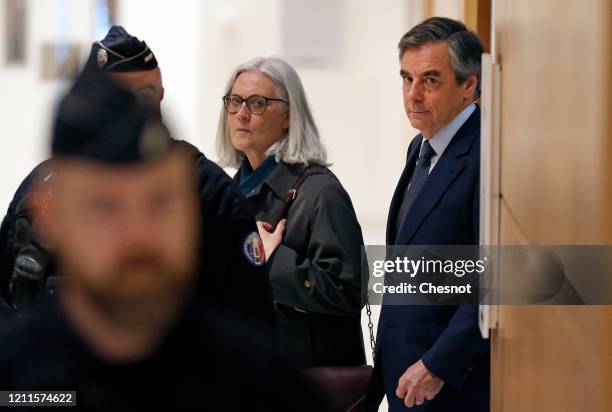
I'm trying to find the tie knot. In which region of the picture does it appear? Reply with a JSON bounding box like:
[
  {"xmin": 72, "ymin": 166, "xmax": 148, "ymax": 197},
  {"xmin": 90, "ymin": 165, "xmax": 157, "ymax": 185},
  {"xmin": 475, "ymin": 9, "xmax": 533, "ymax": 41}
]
[{"xmin": 419, "ymin": 140, "xmax": 436, "ymax": 161}]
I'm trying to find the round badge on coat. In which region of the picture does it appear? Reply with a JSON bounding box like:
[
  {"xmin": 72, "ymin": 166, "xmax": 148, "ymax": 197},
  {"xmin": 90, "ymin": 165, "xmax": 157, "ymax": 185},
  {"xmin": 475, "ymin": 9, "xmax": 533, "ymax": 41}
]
[{"xmin": 243, "ymin": 231, "xmax": 266, "ymax": 266}]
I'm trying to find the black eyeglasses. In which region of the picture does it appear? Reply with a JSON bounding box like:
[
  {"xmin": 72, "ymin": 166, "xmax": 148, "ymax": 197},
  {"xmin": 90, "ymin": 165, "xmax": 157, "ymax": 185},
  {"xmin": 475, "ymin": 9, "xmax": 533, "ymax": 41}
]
[{"xmin": 222, "ymin": 94, "xmax": 288, "ymax": 115}]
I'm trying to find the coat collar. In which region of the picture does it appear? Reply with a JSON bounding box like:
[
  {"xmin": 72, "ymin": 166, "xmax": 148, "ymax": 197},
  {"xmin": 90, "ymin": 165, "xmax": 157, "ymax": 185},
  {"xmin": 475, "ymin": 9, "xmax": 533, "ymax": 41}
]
[
  {"xmin": 236, "ymin": 161, "xmax": 308, "ymax": 200},
  {"xmin": 389, "ymin": 105, "xmax": 480, "ymax": 245}
]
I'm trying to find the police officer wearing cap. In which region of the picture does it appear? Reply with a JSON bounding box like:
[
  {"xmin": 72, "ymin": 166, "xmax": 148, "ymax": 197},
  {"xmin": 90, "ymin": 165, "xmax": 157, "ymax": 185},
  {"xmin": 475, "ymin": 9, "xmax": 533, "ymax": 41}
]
[
  {"xmin": 0, "ymin": 27, "xmax": 275, "ymax": 337},
  {"xmin": 0, "ymin": 63, "xmax": 329, "ymax": 411}
]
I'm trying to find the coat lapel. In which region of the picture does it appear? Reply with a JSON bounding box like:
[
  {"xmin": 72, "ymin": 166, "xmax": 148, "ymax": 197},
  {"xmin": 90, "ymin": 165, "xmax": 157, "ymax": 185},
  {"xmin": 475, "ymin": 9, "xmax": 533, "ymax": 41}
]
[
  {"xmin": 264, "ymin": 162, "xmax": 307, "ymax": 200},
  {"xmin": 394, "ymin": 106, "xmax": 480, "ymax": 245},
  {"xmin": 386, "ymin": 137, "xmax": 422, "ymax": 244},
  {"xmin": 235, "ymin": 161, "xmax": 307, "ymax": 200},
  {"xmin": 395, "ymin": 155, "xmax": 466, "ymax": 244},
  {"xmin": 234, "ymin": 162, "xmax": 308, "ymax": 199}
]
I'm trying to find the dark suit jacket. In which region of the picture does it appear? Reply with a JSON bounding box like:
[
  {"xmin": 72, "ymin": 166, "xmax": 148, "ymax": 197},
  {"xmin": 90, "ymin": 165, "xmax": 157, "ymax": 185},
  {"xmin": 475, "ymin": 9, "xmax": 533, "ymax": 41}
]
[
  {"xmin": 366, "ymin": 106, "xmax": 490, "ymax": 412},
  {"xmin": 237, "ymin": 161, "xmax": 366, "ymax": 367}
]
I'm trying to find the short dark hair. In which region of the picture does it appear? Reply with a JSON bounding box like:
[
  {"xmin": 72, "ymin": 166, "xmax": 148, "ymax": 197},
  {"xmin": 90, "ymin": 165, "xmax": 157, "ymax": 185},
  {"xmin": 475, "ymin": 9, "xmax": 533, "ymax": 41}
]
[{"xmin": 398, "ymin": 17, "xmax": 485, "ymax": 99}]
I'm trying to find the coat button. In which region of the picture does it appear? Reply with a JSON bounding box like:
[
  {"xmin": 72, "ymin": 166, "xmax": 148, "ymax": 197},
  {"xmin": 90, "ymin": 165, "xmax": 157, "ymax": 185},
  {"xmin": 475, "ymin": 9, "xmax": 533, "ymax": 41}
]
[{"xmin": 304, "ymin": 280, "xmax": 311, "ymax": 288}]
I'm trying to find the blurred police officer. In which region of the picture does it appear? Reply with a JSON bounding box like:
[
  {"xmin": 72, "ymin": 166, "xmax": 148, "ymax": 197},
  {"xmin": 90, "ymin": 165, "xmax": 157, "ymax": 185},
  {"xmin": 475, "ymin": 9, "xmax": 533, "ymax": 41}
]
[
  {"xmin": 0, "ymin": 63, "xmax": 328, "ymax": 412},
  {"xmin": 0, "ymin": 27, "xmax": 274, "ymax": 334}
]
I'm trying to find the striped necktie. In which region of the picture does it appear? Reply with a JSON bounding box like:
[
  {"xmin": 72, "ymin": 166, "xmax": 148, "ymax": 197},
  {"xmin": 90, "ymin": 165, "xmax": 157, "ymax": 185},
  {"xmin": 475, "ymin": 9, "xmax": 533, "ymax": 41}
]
[{"xmin": 395, "ymin": 140, "xmax": 436, "ymax": 241}]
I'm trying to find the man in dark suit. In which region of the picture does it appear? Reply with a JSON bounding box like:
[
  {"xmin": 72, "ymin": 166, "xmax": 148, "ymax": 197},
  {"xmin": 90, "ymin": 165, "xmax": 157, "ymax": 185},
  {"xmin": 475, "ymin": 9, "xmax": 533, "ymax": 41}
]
[{"xmin": 365, "ymin": 17, "xmax": 489, "ymax": 411}]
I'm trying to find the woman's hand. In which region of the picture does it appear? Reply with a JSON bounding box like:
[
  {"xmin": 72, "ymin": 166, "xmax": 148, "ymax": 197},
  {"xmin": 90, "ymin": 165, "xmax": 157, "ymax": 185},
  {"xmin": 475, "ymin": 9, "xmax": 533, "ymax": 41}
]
[{"xmin": 256, "ymin": 219, "xmax": 287, "ymax": 260}]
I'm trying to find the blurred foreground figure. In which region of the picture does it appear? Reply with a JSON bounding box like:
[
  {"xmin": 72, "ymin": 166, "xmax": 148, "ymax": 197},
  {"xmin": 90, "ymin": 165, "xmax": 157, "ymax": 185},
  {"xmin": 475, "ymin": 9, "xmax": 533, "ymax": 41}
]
[
  {"xmin": 0, "ymin": 27, "xmax": 274, "ymax": 336},
  {"xmin": 0, "ymin": 64, "xmax": 328, "ymax": 412}
]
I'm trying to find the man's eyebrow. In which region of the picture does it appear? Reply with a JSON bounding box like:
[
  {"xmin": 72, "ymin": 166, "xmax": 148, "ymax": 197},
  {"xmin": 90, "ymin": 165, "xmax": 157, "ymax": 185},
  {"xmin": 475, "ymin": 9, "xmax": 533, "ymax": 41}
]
[
  {"xmin": 423, "ymin": 69, "xmax": 441, "ymax": 77},
  {"xmin": 399, "ymin": 69, "xmax": 441, "ymax": 78}
]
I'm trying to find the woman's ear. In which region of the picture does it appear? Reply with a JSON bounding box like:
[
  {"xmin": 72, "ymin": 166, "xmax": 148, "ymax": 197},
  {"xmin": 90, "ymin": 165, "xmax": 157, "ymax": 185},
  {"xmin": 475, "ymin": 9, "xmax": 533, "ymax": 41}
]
[{"xmin": 283, "ymin": 111, "xmax": 290, "ymax": 131}]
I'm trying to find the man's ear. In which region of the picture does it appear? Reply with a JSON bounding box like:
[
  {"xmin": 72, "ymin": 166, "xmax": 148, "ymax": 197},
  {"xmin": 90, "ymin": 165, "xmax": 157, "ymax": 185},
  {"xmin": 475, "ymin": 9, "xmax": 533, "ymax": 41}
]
[
  {"xmin": 160, "ymin": 87, "xmax": 165, "ymax": 101},
  {"xmin": 28, "ymin": 180, "xmax": 58, "ymax": 247},
  {"xmin": 463, "ymin": 73, "xmax": 478, "ymax": 100}
]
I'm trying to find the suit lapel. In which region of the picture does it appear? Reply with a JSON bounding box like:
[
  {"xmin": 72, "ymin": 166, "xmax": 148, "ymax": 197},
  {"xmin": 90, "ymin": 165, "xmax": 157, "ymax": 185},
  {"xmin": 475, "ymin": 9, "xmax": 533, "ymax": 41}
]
[
  {"xmin": 395, "ymin": 155, "xmax": 466, "ymax": 244},
  {"xmin": 394, "ymin": 106, "xmax": 480, "ymax": 245},
  {"xmin": 386, "ymin": 137, "xmax": 422, "ymax": 244}
]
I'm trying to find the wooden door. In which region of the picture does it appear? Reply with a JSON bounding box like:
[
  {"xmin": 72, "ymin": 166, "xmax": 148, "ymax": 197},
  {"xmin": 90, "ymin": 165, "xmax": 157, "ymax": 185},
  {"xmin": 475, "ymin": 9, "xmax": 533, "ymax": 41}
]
[{"xmin": 490, "ymin": 1, "xmax": 612, "ymax": 411}]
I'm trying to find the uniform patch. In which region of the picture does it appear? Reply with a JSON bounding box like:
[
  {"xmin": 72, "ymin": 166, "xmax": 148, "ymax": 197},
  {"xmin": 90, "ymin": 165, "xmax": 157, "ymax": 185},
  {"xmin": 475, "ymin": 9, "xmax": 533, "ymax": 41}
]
[
  {"xmin": 243, "ymin": 231, "xmax": 265, "ymax": 266},
  {"xmin": 97, "ymin": 48, "xmax": 108, "ymax": 68}
]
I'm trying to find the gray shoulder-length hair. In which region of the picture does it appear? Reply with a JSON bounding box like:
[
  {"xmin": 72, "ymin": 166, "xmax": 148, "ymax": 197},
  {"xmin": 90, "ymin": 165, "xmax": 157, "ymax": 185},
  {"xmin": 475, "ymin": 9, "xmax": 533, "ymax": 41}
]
[{"xmin": 216, "ymin": 56, "xmax": 328, "ymax": 168}]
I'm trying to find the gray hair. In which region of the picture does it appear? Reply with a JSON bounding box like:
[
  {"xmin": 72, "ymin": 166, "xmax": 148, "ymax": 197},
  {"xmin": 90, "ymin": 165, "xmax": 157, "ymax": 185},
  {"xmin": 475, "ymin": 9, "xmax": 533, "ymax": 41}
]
[
  {"xmin": 216, "ymin": 56, "xmax": 328, "ymax": 168},
  {"xmin": 398, "ymin": 17, "xmax": 484, "ymax": 99}
]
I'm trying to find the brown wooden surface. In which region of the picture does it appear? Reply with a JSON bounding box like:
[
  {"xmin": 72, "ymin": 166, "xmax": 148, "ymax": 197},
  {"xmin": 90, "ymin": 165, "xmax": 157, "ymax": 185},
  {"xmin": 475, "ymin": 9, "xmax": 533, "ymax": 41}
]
[
  {"xmin": 465, "ymin": 0, "xmax": 491, "ymax": 52},
  {"xmin": 492, "ymin": 0, "xmax": 612, "ymax": 411}
]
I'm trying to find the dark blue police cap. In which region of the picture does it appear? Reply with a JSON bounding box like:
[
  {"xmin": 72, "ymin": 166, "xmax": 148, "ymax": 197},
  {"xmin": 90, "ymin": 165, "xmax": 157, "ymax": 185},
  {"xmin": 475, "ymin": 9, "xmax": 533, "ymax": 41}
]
[
  {"xmin": 90, "ymin": 25, "xmax": 158, "ymax": 72},
  {"xmin": 52, "ymin": 60, "xmax": 171, "ymax": 164}
]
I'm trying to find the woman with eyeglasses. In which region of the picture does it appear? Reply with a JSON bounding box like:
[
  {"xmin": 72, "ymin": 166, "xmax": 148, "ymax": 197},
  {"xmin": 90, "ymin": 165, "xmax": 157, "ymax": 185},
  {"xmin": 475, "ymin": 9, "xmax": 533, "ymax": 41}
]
[{"xmin": 216, "ymin": 57, "xmax": 365, "ymax": 367}]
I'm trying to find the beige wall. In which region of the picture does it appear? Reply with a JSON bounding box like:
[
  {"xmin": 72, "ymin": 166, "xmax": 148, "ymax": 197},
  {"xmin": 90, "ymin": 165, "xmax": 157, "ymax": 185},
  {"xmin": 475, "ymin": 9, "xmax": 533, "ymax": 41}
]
[{"xmin": 0, "ymin": 0, "xmax": 96, "ymax": 210}]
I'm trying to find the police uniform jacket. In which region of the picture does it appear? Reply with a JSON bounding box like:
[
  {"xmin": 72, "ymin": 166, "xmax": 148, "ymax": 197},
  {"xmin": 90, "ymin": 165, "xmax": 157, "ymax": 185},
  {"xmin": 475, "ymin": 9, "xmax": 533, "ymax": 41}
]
[
  {"xmin": 0, "ymin": 142, "xmax": 276, "ymax": 339},
  {"xmin": 0, "ymin": 295, "xmax": 331, "ymax": 412}
]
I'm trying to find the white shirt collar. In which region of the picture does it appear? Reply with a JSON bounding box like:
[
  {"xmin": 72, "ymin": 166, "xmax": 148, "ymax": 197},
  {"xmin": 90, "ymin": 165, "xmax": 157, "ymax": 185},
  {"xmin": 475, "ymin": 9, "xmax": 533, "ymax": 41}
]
[{"xmin": 419, "ymin": 103, "xmax": 475, "ymax": 172}]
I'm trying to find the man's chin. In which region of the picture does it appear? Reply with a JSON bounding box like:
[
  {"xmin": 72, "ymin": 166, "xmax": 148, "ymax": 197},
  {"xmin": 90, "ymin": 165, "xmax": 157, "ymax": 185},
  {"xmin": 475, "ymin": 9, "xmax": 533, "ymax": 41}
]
[
  {"xmin": 95, "ymin": 285, "xmax": 165, "ymax": 307},
  {"xmin": 89, "ymin": 272, "xmax": 179, "ymax": 305},
  {"xmin": 408, "ymin": 118, "xmax": 426, "ymax": 132}
]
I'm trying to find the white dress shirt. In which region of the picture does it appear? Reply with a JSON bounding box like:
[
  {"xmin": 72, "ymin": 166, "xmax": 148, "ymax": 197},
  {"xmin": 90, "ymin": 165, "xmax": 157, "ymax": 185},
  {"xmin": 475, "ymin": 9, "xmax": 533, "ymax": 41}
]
[{"xmin": 419, "ymin": 103, "xmax": 476, "ymax": 173}]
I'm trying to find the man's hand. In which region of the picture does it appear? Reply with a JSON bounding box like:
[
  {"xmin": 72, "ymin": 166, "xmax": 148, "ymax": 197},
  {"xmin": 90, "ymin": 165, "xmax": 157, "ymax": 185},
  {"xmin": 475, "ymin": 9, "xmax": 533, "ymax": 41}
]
[
  {"xmin": 256, "ymin": 219, "xmax": 286, "ymax": 259},
  {"xmin": 396, "ymin": 359, "xmax": 444, "ymax": 408}
]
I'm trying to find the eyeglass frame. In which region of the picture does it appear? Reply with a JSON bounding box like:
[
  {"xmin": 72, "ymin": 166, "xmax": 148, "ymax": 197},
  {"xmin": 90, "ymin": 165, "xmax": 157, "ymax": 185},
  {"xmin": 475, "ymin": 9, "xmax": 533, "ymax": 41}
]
[{"xmin": 222, "ymin": 94, "xmax": 289, "ymax": 115}]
